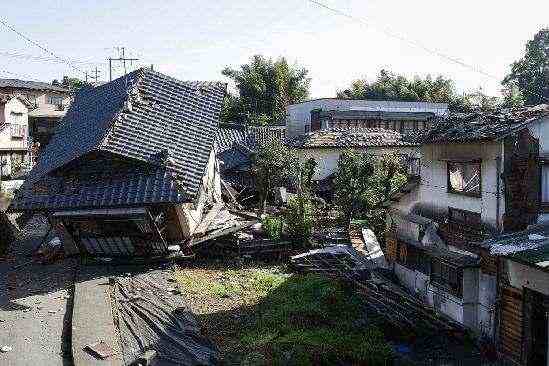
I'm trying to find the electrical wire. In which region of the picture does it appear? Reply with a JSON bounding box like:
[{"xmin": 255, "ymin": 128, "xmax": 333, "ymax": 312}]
[
  {"xmin": 0, "ymin": 17, "xmax": 87, "ymax": 76},
  {"xmin": 305, "ymin": 0, "xmax": 499, "ymax": 80}
]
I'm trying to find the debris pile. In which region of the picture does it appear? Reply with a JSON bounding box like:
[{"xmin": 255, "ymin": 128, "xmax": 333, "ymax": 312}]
[{"xmin": 290, "ymin": 244, "xmax": 464, "ymax": 334}]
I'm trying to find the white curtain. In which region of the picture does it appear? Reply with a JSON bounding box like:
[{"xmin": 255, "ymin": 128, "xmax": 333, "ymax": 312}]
[{"xmin": 542, "ymin": 165, "xmax": 549, "ymax": 202}]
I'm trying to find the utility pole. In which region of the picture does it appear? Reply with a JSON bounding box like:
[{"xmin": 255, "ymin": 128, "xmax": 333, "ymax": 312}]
[
  {"xmin": 107, "ymin": 47, "xmax": 139, "ymax": 81},
  {"xmin": 89, "ymin": 67, "xmax": 101, "ymax": 83}
]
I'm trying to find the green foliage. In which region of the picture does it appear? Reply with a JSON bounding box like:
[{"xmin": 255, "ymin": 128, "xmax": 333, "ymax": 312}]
[
  {"xmin": 252, "ymin": 139, "xmax": 297, "ymax": 210},
  {"xmin": 262, "ymin": 215, "xmax": 283, "ymax": 240},
  {"xmin": 52, "ymin": 76, "xmax": 89, "ymax": 92},
  {"xmin": 334, "ymin": 151, "xmax": 406, "ymax": 220},
  {"xmin": 284, "ymin": 195, "xmax": 313, "ymax": 244},
  {"xmin": 240, "ymin": 273, "xmax": 394, "ymax": 365},
  {"xmin": 221, "ymin": 55, "xmax": 310, "ymax": 125},
  {"xmin": 503, "ymin": 28, "xmax": 549, "ymax": 105},
  {"xmin": 337, "ymin": 69, "xmax": 472, "ymax": 111},
  {"xmin": 336, "ymin": 69, "xmax": 508, "ymax": 112}
]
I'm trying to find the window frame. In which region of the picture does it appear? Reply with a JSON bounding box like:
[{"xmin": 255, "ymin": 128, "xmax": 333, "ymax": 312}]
[
  {"xmin": 47, "ymin": 94, "xmax": 64, "ymax": 105},
  {"xmin": 447, "ymin": 160, "xmax": 482, "ymax": 198}
]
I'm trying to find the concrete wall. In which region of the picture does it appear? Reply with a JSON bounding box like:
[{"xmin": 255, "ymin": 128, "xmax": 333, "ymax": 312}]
[
  {"xmin": 286, "ymin": 99, "xmax": 448, "ymax": 138},
  {"xmin": 295, "ymin": 146, "xmax": 420, "ymax": 180},
  {"xmin": 418, "ymin": 142, "xmax": 505, "ymax": 230}
]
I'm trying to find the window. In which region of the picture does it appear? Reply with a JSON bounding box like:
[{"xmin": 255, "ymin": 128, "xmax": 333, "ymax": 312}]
[
  {"xmin": 47, "ymin": 94, "xmax": 64, "ymax": 105},
  {"xmin": 10, "ymin": 124, "xmax": 25, "ymax": 138},
  {"xmin": 431, "ymin": 258, "xmax": 462, "ymax": 298},
  {"xmin": 447, "ymin": 161, "xmax": 481, "ymax": 197}
]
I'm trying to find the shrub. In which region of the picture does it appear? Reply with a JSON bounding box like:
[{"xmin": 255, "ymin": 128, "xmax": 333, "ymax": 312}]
[
  {"xmin": 284, "ymin": 195, "xmax": 313, "ymax": 245},
  {"xmin": 262, "ymin": 215, "xmax": 283, "ymax": 240}
]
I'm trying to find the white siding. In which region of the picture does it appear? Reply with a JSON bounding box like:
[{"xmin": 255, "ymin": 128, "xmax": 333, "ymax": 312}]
[
  {"xmin": 0, "ymin": 98, "xmax": 29, "ymax": 151},
  {"xmin": 286, "ymin": 99, "xmax": 449, "ymax": 138},
  {"xmin": 295, "ymin": 146, "xmax": 420, "ymax": 180}
]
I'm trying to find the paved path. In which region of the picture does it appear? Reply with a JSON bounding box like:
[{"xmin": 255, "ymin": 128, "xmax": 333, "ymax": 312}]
[{"xmin": 0, "ymin": 216, "xmax": 76, "ymax": 366}]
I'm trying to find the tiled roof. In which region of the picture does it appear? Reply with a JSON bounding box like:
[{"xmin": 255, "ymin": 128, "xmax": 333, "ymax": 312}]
[
  {"xmin": 287, "ymin": 128, "xmax": 418, "ymax": 149},
  {"xmin": 0, "ymin": 78, "xmax": 69, "ymax": 92},
  {"xmin": 215, "ymin": 124, "xmax": 251, "ymax": 152},
  {"xmin": 0, "ymin": 93, "xmax": 32, "ymax": 107},
  {"xmin": 9, "ymin": 68, "xmax": 226, "ymax": 211},
  {"xmin": 422, "ymin": 104, "xmax": 549, "ymax": 144}
]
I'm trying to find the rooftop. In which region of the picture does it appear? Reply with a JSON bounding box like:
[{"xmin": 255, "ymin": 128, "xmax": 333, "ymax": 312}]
[
  {"xmin": 422, "ymin": 104, "xmax": 549, "ymax": 144},
  {"xmin": 287, "ymin": 128, "xmax": 418, "ymax": 149},
  {"xmin": 487, "ymin": 222, "xmax": 549, "ymax": 270},
  {"xmin": 0, "ymin": 78, "xmax": 69, "ymax": 93}
]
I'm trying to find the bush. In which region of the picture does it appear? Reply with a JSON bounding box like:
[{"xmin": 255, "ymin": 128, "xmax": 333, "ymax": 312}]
[
  {"xmin": 284, "ymin": 195, "xmax": 313, "ymax": 244},
  {"xmin": 262, "ymin": 215, "xmax": 283, "ymax": 240}
]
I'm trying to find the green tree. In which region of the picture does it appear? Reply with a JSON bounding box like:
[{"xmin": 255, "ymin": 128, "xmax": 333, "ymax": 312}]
[
  {"xmin": 503, "ymin": 28, "xmax": 549, "ymax": 105},
  {"xmin": 222, "ymin": 55, "xmax": 310, "ymax": 125},
  {"xmin": 337, "ymin": 69, "xmax": 473, "ymax": 111},
  {"xmin": 334, "ymin": 151, "xmax": 406, "ymax": 221},
  {"xmin": 252, "ymin": 139, "xmax": 296, "ymax": 211},
  {"xmin": 52, "ymin": 76, "xmax": 89, "ymax": 93}
]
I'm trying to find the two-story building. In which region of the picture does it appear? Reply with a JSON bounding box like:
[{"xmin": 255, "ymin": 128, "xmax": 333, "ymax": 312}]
[
  {"xmin": 0, "ymin": 78, "xmax": 71, "ymax": 151},
  {"xmin": 385, "ymin": 105, "xmax": 549, "ymax": 349},
  {"xmin": 0, "ymin": 94, "xmax": 30, "ymax": 192},
  {"xmin": 286, "ymin": 98, "xmax": 448, "ymax": 138}
]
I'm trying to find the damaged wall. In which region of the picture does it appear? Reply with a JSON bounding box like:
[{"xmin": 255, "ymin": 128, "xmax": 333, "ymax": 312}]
[
  {"xmin": 419, "ymin": 142, "xmax": 504, "ymax": 231},
  {"xmin": 175, "ymin": 149, "xmax": 222, "ymax": 237}
]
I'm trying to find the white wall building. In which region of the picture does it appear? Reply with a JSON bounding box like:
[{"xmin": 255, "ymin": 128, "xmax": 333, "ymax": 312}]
[
  {"xmin": 286, "ymin": 98, "xmax": 448, "ymax": 138},
  {"xmin": 386, "ymin": 106, "xmax": 549, "ymax": 341},
  {"xmin": 0, "ymin": 95, "xmax": 30, "ymax": 192}
]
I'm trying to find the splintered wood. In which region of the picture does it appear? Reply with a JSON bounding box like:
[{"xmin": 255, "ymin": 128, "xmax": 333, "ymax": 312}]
[{"xmin": 290, "ymin": 245, "xmax": 464, "ymax": 335}]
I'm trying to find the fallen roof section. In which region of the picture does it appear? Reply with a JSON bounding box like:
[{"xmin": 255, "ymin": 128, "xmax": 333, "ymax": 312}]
[
  {"xmin": 422, "ymin": 104, "xmax": 549, "ymax": 144},
  {"xmin": 287, "ymin": 128, "xmax": 418, "ymax": 149}
]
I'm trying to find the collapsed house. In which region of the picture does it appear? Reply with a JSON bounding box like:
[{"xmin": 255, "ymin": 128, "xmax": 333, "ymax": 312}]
[
  {"xmin": 385, "ymin": 105, "xmax": 549, "ymax": 355},
  {"xmin": 8, "ymin": 68, "xmax": 228, "ymax": 257}
]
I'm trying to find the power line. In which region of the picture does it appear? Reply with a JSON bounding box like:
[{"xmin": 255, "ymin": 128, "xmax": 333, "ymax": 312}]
[
  {"xmin": 0, "ymin": 17, "xmax": 87, "ymax": 76},
  {"xmin": 304, "ymin": 0, "xmax": 499, "ymax": 80},
  {"xmin": 0, "ymin": 50, "xmax": 101, "ymax": 66}
]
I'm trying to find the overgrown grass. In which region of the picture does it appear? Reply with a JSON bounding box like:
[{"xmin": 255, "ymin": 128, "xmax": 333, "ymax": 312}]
[
  {"xmin": 176, "ymin": 264, "xmax": 394, "ymax": 365},
  {"xmin": 240, "ymin": 273, "xmax": 393, "ymax": 365}
]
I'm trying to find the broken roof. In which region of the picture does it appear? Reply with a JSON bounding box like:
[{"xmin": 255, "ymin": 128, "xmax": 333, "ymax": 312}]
[
  {"xmin": 9, "ymin": 68, "xmax": 226, "ymax": 211},
  {"xmin": 422, "ymin": 104, "xmax": 549, "ymax": 144},
  {"xmin": 287, "ymin": 128, "xmax": 418, "ymax": 149},
  {"xmin": 486, "ymin": 222, "xmax": 549, "ymax": 270},
  {"xmin": 0, "ymin": 78, "xmax": 69, "ymax": 93}
]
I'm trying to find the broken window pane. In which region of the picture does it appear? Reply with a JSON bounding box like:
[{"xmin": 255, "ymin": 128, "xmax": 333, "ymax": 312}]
[{"xmin": 447, "ymin": 161, "xmax": 481, "ymax": 196}]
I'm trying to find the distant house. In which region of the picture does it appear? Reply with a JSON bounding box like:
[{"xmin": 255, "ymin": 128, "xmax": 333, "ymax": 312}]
[
  {"xmin": 287, "ymin": 128, "xmax": 420, "ymax": 181},
  {"xmin": 0, "ymin": 78, "xmax": 71, "ymax": 150},
  {"xmin": 285, "ymin": 98, "xmax": 448, "ymax": 138},
  {"xmin": 9, "ymin": 68, "xmax": 226, "ymax": 257},
  {"xmin": 385, "ymin": 105, "xmax": 549, "ymax": 355},
  {"xmin": 0, "ymin": 94, "xmax": 31, "ymax": 192}
]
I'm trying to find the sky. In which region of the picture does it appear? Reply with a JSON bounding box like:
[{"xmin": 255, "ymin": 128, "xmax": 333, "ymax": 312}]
[{"xmin": 0, "ymin": 0, "xmax": 548, "ymax": 98}]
